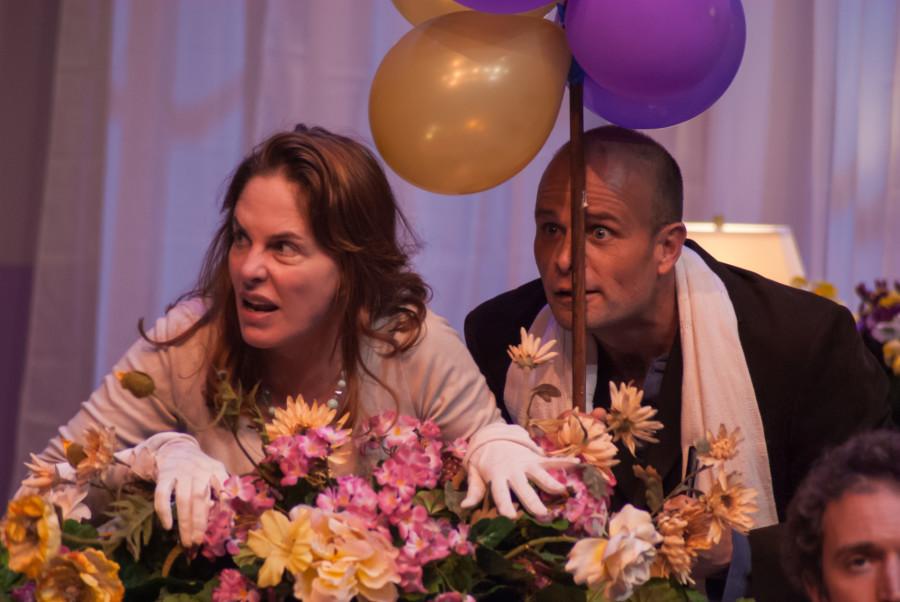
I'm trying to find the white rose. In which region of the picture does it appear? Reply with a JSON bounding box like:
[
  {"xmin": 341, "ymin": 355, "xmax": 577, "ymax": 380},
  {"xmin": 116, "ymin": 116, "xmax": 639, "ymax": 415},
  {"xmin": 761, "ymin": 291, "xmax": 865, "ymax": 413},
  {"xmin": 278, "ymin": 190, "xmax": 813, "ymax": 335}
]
[{"xmin": 566, "ymin": 505, "xmax": 663, "ymax": 600}]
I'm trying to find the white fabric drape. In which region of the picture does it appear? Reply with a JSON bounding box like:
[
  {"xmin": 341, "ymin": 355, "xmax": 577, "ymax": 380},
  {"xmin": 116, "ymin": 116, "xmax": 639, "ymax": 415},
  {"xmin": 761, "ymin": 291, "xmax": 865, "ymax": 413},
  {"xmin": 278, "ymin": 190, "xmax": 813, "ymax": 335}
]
[{"xmin": 9, "ymin": 0, "xmax": 900, "ymax": 492}]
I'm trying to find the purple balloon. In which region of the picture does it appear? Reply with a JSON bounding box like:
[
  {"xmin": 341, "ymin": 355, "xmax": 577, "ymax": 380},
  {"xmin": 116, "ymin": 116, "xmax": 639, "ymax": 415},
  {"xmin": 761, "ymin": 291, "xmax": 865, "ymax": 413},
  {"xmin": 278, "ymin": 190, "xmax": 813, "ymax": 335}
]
[
  {"xmin": 582, "ymin": 1, "xmax": 745, "ymax": 129},
  {"xmin": 455, "ymin": 0, "xmax": 551, "ymax": 14},
  {"xmin": 567, "ymin": 0, "xmax": 739, "ymax": 98}
]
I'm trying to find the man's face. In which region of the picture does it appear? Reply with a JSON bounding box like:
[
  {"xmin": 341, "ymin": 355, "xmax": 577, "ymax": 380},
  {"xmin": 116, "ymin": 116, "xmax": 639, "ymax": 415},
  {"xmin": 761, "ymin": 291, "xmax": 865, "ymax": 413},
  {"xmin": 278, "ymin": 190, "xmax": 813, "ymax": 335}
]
[
  {"xmin": 533, "ymin": 152, "xmax": 668, "ymax": 334},
  {"xmin": 810, "ymin": 481, "xmax": 900, "ymax": 602}
]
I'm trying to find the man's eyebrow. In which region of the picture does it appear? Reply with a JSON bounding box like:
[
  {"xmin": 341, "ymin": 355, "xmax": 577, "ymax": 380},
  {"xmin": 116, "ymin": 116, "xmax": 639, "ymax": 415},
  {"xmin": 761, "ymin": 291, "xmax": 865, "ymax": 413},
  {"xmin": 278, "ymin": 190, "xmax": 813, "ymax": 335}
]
[
  {"xmin": 534, "ymin": 208, "xmax": 559, "ymax": 219},
  {"xmin": 585, "ymin": 210, "xmax": 624, "ymax": 224},
  {"xmin": 833, "ymin": 542, "xmax": 882, "ymax": 559}
]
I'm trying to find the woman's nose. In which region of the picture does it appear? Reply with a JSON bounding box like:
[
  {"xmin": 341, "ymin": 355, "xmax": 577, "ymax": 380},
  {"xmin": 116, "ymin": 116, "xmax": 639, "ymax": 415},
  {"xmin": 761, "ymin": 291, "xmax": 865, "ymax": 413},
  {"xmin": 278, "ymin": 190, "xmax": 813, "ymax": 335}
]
[{"xmin": 239, "ymin": 247, "xmax": 267, "ymax": 284}]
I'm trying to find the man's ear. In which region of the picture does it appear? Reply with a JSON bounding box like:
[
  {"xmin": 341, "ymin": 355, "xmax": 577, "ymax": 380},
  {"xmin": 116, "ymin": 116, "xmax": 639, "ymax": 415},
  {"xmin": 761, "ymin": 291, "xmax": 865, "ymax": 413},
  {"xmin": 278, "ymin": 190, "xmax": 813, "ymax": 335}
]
[{"xmin": 655, "ymin": 222, "xmax": 686, "ymax": 276}]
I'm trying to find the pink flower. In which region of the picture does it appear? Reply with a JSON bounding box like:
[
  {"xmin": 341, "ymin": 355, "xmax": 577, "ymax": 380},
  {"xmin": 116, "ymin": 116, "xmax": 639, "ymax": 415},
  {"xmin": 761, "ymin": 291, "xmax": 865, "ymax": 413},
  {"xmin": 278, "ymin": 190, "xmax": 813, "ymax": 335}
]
[
  {"xmin": 212, "ymin": 569, "xmax": 260, "ymax": 602},
  {"xmin": 364, "ymin": 411, "xmax": 397, "ymax": 438},
  {"xmin": 296, "ymin": 434, "xmax": 329, "ymax": 459},
  {"xmin": 418, "ymin": 419, "xmax": 441, "ymax": 440},
  {"xmin": 202, "ymin": 502, "xmax": 239, "ymax": 560},
  {"xmin": 221, "ymin": 475, "xmax": 256, "ymax": 502},
  {"xmin": 435, "ymin": 593, "xmax": 476, "ymax": 602},
  {"xmin": 445, "ymin": 437, "xmax": 468, "ymax": 460},
  {"xmin": 265, "ymin": 435, "xmax": 311, "ymax": 485},
  {"xmin": 384, "ymin": 415, "xmax": 420, "ymax": 448},
  {"xmin": 377, "ymin": 487, "xmax": 407, "ymax": 517},
  {"xmin": 447, "ymin": 524, "xmax": 475, "ymax": 556},
  {"xmin": 312, "ymin": 425, "xmax": 351, "ymax": 448}
]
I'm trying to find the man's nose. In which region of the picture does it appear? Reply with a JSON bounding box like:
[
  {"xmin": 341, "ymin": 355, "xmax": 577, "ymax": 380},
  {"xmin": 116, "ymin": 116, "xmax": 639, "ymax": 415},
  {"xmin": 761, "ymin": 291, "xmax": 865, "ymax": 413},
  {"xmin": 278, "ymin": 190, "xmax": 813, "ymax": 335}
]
[
  {"xmin": 879, "ymin": 553, "xmax": 900, "ymax": 601},
  {"xmin": 554, "ymin": 232, "xmax": 573, "ymax": 274}
]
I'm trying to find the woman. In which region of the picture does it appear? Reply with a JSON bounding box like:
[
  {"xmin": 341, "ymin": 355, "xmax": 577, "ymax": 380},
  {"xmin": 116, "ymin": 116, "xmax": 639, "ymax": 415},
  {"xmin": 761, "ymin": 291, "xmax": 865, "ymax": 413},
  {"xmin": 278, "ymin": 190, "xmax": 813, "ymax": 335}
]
[{"xmin": 23, "ymin": 125, "xmax": 571, "ymax": 547}]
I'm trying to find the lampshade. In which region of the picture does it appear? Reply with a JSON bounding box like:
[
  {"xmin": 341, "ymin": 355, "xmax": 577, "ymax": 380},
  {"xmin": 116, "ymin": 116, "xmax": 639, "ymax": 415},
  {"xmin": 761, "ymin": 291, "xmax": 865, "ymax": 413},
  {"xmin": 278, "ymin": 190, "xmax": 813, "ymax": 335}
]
[{"xmin": 685, "ymin": 221, "xmax": 806, "ymax": 285}]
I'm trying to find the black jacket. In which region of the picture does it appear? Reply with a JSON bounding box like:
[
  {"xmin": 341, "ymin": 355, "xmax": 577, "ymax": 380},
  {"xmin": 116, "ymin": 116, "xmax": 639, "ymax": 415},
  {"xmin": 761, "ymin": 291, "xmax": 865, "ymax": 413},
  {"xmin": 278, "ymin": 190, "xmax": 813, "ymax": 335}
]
[{"xmin": 464, "ymin": 241, "xmax": 892, "ymax": 601}]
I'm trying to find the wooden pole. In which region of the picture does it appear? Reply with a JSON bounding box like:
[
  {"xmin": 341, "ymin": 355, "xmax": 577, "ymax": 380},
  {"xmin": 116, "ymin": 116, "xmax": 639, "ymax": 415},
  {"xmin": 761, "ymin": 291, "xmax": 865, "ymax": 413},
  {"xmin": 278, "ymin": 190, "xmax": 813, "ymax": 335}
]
[{"xmin": 568, "ymin": 80, "xmax": 587, "ymax": 412}]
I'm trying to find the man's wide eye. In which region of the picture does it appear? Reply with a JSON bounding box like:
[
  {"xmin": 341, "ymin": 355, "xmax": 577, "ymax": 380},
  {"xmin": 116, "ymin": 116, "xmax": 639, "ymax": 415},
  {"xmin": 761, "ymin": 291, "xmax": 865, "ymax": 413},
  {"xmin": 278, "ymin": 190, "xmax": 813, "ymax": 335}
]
[{"xmin": 591, "ymin": 226, "xmax": 609, "ymax": 240}]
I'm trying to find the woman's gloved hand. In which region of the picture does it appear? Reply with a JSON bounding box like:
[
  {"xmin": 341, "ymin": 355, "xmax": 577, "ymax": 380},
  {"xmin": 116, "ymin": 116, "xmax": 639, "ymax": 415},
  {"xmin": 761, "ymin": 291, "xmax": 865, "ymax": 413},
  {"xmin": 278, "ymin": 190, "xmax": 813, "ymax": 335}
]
[
  {"xmin": 116, "ymin": 432, "xmax": 229, "ymax": 547},
  {"xmin": 461, "ymin": 422, "xmax": 579, "ymax": 518}
]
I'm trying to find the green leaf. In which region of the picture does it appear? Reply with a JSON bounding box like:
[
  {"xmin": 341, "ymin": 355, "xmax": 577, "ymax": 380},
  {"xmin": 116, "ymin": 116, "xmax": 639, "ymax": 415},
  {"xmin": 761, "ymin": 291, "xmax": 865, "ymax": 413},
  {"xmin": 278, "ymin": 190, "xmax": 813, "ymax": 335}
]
[
  {"xmin": 586, "ymin": 588, "xmax": 612, "ymax": 602},
  {"xmin": 0, "ymin": 544, "xmax": 24, "ymax": 592},
  {"xmin": 471, "ymin": 517, "xmax": 517, "ymax": 549},
  {"xmin": 629, "ymin": 578, "xmax": 703, "ymax": 602},
  {"xmin": 102, "ymin": 493, "xmax": 156, "ymax": 561},
  {"xmin": 232, "ymin": 543, "xmax": 259, "ymax": 570},
  {"xmin": 414, "ymin": 489, "xmax": 447, "ymax": 515},
  {"xmin": 157, "ymin": 578, "xmax": 217, "ymax": 602},
  {"xmin": 521, "ymin": 514, "xmax": 570, "ymax": 532},
  {"xmin": 444, "ymin": 481, "xmax": 468, "ymax": 519},
  {"xmin": 633, "ymin": 465, "xmax": 664, "ymax": 514},
  {"xmin": 535, "ymin": 583, "xmax": 588, "ymax": 602},
  {"xmin": 475, "ymin": 547, "xmax": 530, "ymax": 584},
  {"xmin": 581, "ymin": 465, "xmax": 609, "ymax": 501}
]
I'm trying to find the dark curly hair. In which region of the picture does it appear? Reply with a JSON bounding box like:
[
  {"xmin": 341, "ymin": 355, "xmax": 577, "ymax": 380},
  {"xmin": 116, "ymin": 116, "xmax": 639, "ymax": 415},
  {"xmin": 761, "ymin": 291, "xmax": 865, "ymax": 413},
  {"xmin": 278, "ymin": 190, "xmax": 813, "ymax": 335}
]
[
  {"xmin": 142, "ymin": 125, "xmax": 429, "ymax": 419},
  {"xmin": 783, "ymin": 429, "xmax": 900, "ymax": 597}
]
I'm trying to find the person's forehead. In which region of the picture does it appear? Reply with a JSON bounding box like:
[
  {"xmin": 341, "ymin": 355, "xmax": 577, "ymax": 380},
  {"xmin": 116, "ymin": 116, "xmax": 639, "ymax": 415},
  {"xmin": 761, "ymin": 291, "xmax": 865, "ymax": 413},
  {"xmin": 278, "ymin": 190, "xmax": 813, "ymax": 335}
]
[
  {"xmin": 822, "ymin": 481, "xmax": 900, "ymax": 547},
  {"xmin": 535, "ymin": 149, "xmax": 654, "ymax": 214}
]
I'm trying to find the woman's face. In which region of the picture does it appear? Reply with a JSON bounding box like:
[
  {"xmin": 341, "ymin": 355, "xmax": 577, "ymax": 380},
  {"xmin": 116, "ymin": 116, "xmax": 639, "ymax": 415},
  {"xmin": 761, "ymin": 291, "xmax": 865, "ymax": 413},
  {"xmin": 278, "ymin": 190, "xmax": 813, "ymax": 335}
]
[{"xmin": 228, "ymin": 172, "xmax": 341, "ymax": 354}]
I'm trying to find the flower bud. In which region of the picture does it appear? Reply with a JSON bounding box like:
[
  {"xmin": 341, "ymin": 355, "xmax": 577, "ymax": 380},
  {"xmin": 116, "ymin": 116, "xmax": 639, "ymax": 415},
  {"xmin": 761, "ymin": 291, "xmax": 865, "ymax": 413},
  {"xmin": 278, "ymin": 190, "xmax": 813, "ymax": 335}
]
[{"xmin": 115, "ymin": 370, "xmax": 155, "ymax": 398}]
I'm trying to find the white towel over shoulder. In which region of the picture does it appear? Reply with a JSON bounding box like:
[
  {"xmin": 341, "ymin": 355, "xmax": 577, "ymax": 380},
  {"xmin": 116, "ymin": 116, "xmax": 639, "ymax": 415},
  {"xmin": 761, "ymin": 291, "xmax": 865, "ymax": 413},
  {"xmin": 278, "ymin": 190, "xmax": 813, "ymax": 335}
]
[{"xmin": 503, "ymin": 247, "xmax": 778, "ymax": 528}]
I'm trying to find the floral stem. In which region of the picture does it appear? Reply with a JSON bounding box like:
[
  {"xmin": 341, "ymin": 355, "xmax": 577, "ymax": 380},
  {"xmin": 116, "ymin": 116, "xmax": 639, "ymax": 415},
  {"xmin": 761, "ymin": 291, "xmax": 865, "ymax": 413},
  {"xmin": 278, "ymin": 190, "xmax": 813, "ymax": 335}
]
[
  {"xmin": 161, "ymin": 544, "xmax": 183, "ymax": 577},
  {"xmin": 61, "ymin": 532, "xmax": 103, "ymax": 546},
  {"xmin": 504, "ymin": 535, "xmax": 577, "ymax": 559}
]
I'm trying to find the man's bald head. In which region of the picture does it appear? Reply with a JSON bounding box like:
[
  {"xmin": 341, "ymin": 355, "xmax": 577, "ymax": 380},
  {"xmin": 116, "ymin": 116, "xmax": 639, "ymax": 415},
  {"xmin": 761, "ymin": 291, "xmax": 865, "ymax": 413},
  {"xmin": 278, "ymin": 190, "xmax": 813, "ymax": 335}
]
[{"xmin": 540, "ymin": 126, "xmax": 683, "ymax": 232}]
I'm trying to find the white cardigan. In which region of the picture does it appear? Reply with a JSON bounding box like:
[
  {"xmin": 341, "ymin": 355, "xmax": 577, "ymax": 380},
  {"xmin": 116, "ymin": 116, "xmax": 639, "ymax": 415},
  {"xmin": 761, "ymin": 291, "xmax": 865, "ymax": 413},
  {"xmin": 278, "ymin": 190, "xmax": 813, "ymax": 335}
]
[{"xmin": 36, "ymin": 298, "xmax": 502, "ymax": 474}]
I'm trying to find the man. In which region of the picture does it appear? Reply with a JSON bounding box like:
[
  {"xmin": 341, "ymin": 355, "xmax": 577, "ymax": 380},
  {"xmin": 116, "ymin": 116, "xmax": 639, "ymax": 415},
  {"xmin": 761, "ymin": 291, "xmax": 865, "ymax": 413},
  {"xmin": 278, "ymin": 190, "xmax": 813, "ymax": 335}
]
[
  {"xmin": 785, "ymin": 430, "xmax": 900, "ymax": 602},
  {"xmin": 464, "ymin": 126, "xmax": 890, "ymax": 595}
]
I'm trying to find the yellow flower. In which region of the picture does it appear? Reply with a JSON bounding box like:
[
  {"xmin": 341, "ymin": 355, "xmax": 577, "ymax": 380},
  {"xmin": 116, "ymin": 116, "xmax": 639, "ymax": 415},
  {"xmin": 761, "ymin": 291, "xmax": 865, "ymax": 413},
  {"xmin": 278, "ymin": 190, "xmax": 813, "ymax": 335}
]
[
  {"xmin": 292, "ymin": 507, "xmax": 400, "ymax": 602},
  {"xmin": 884, "ymin": 339, "xmax": 900, "ymax": 376},
  {"xmin": 1, "ymin": 495, "xmax": 61, "ymax": 579},
  {"xmin": 115, "ymin": 370, "xmax": 155, "ymax": 397},
  {"xmin": 811, "ymin": 281, "xmax": 838, "ymax": 300},
  {"xmin": 697, "ymin": 425, "xmax": 742, "ymax": 469},
  {"xmin": 35, "ymin": 548, "xmax": 124, "ymax": 602},
  {"xmin": 247, "ymin": 509, "xmax": 314, "ymax": 587},
  {"xmin": 531, "ymin": 410, "xmax": 619, "ymax": 479},
  {"xmin": 878, "ymin": 290, "xmax": 900, "ymax": 308},
  {"xmin": 651, "ymin": 511, "xmax": 694, "ymax": 585},
  {"xmin": 265, "ymin": 395, "xmax": 349, "ymax": 440},
  {"xmin": 23, "ymin": 454, "xmax": 60, "ymax": 491},
  {"xmin": 703, "ymin": 471, "xmax": 758, "ymax": 543},
  {"xmin": 507, "ymin": 327, "xmax": 559, "ymax": 370},
  {"xmin": 606, "ymin": 382, "xmax": 664, "ymax": 456},
  {"xmin": 74, "ymin": 426, "xmax": 117, "ymax": 484},
  {"xmin": 661, "ymin": 495, "xmax": 713, "ymax": 555}
]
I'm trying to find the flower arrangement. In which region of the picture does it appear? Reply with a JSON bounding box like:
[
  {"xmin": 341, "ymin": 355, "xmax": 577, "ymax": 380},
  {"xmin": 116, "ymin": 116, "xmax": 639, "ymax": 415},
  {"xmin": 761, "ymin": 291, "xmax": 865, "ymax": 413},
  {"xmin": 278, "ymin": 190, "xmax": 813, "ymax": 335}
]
[
  {"xmin": 856, "ymin": 280, "xmax": 900, "ymax": 376},
  {"xmin": 2, "ymin": 350, "xmax": 759, "ymax": 601}
]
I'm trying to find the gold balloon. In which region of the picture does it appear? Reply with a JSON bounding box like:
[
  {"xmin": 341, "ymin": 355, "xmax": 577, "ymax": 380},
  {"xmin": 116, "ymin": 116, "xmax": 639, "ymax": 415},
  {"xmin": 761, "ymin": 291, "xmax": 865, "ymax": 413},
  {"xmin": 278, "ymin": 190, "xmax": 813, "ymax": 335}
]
[
  {"xmin": 391, "ymin": 0, "xmax": 554, "ymax": 26},
  {"xmin": 369, "ymin": 12, "xmax": 570, "ymax": 194}
]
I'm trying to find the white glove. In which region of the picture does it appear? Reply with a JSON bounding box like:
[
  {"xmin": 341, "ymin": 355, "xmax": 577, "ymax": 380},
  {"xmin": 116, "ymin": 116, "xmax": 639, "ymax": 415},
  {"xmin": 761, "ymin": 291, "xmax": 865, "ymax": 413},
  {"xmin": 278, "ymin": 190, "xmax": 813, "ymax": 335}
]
[
  {"xmin": 115, "ymin": 432, "xmax": 229, "ymax": 547},
  {"xmin": 460, "ymin": 422, "xmax": 579, "ymax": 518}
]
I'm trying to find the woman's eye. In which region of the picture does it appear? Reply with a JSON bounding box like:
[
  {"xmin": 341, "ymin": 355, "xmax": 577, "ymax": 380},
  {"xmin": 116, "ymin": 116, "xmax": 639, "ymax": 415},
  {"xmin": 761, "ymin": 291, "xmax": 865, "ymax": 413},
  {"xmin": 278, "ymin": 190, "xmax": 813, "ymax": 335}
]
[
  {"xmin": 232, "ymin": 230, "xmax": 248, "ymax": 245},
  {"xmin": 275, "ymin": 241, "xmax": 300, "ymax": 257},
  {"xmin": 541, "ymin": 223, "xmax": 561, "ymax": 236}
]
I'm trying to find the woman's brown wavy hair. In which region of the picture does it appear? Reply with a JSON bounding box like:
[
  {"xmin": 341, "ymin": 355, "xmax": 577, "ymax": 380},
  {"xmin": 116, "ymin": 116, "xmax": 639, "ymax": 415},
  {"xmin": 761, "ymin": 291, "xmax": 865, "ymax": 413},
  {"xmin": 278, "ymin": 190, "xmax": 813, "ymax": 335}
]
[{"xmin": 145, "ymin": 125, "xmax": 429, "ymax": 417}]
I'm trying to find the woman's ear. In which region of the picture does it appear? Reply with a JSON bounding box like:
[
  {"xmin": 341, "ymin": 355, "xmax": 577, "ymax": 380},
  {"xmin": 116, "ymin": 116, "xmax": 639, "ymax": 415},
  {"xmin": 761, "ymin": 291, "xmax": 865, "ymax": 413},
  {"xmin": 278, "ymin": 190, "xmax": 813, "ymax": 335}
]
[{"xmin": 655, "ymin": 222, "xmax": 686, "ymax": 276}]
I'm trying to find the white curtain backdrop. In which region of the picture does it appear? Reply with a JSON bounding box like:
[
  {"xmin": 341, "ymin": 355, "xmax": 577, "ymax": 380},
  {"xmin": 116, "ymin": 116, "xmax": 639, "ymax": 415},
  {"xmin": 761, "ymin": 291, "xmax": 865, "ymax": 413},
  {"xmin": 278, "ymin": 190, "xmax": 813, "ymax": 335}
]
[{"xmin": 9, "ymin": 0, "xmax": 900, "ymax": 492}]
